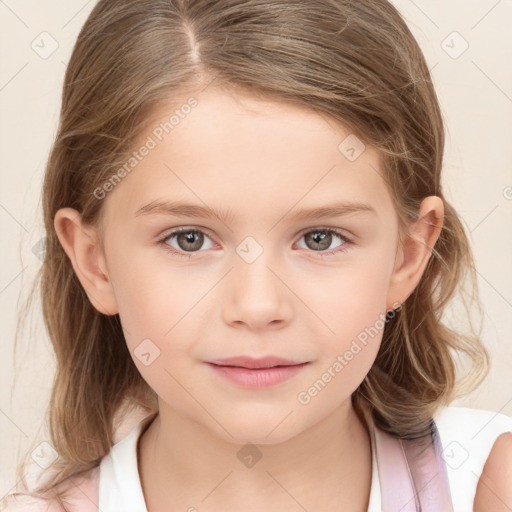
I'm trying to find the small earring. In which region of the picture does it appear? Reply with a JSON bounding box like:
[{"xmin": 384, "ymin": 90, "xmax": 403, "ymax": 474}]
[{"xmin": 385, "ymin": 308, "xmax": 399, "ymax": 322}]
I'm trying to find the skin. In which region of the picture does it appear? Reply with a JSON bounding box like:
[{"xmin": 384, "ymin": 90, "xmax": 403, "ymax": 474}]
[
  {"xmin": 473, "ymin": 432, "xmax": 512, "ymax": 511},
  {"xmin": 55, "ymin": 87, "xmax": 447, "ymax": 511}
]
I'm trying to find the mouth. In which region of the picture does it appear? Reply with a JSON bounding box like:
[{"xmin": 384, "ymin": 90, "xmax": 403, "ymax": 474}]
[
  {"xmin": 205, "ymin": 356, "xmax": 310, "ymax": 388},
  {"xmin": 206, "ymin": 355, "xmax": 309, "ymax": 369}
]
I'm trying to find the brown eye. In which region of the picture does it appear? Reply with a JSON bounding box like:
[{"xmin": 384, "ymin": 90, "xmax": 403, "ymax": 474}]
[
  {"xmin": 296, "ymin": 228, "xmax": 351, "ymax": 256},
  {"xmin": 159, "ymin": 228, "xmax": 215, "ymax": 258},
  {"xmin": 174, "ymin": 230, "xmax": 204, "ymax": 252}
]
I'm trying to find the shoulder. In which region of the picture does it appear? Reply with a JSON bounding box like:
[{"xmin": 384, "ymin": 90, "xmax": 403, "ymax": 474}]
[
  {"xmin": 0, "ymin": 466, "xmax": 100, "ymax": 512},
  {"xmin": 432, "ymin": 405, "xmax": 512, "ymax": 511},
  {"xmin": 473, "ymin": 431, "xmax": 512, "ymax": 511}
]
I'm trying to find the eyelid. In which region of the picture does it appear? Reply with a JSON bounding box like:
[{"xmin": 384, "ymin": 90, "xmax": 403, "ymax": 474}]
[
  {"xmin": 296, "ymin": 224, "xmax": 354, "ymax": 241},
  {"xmin": 158, "ymin": 225, "xmax": 218, "ymax": 244}
]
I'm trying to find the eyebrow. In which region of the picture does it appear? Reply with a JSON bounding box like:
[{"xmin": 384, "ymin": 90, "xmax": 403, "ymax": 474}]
[{"xmin": 134, "ymin": 199, "xmax": 376, "ymax": 223}]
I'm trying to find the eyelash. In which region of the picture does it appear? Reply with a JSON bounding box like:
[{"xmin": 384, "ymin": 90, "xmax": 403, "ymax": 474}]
[{"xmin": 157, "ymin": 226, "xmax": 353, "ymax": 260}]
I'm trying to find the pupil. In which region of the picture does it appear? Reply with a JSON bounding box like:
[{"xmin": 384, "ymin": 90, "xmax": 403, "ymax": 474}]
[
  {"xmin": 308, "ymin": 231, "xmax": 330, "ymax": 251},
  {"xmin": 179, "ymin": 231, "xmax": 202, "ymax": 251}
]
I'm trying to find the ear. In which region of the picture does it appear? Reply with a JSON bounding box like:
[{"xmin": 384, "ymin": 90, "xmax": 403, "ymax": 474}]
[
  {"xmin": 54, "ymin": 207, "xmax": 119, "ymax": 315},
  {"xmin": 386, "ymin": 196, "xmax": 444, "ymax": 309}
]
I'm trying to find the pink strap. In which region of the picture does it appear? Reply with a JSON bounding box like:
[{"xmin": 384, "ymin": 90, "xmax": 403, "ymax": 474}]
[
  {"xmin": 372, "ymin": 421, "xmax": 454, "ymax": 511},
  {"xmin": 372, "ymin": 426, "xmax": 417, "ymax": 511}
]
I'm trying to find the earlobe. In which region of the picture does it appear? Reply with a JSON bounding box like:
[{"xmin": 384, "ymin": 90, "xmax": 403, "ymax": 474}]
[
  {"xmin": 54, "ymin": 207, "xmax": 119, "ymax": 315},
  {"xmin": 386, "ymin": 196, "xmax": 444, "ymax": 309}
]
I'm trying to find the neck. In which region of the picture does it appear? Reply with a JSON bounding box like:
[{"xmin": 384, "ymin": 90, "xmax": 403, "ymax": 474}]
[{"xmin": 138, "ymin": 400, "xmax": 372, "ymax": 512}]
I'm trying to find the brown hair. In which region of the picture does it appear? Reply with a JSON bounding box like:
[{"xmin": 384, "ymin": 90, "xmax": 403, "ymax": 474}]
[{"xmin": 13, "ymin": 0, "xmax": 488, "ymax": 498}]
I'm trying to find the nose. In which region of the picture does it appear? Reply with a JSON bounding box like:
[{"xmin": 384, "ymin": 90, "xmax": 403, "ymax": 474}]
[{"xmin": 222, "ymin": 247, "xmax": 293, "ymax": 331}]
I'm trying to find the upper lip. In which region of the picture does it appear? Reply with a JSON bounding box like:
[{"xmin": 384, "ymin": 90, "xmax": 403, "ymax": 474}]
[{"xmin": 206, "ymin": 356, "xmax": 308, "ymax": 369}]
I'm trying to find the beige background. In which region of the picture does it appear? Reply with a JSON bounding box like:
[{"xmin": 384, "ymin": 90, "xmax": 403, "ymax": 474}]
[{"xmin": 1, "ymin": 0, "xmax": 511, "ymax": 497}]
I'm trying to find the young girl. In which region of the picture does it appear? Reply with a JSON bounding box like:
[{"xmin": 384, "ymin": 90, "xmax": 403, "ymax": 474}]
[{"xmin": 2, "ymin": 0, "xmax": 511, "ymax": 510}]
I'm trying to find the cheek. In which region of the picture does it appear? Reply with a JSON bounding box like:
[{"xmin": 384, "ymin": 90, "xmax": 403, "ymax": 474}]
[
  {"xmin": 294, "ymin": 271, "xmax": 389, "ymax": 416},
  {"xmin": 109, "ymin": 264, "xmax": 200, "ymax": 405},
  {"xmin": 292, "ymin": 249, "xmax": 394, "ymax": 390},
  {"xmin": 107, "ymin": 254, "xmax": 224, "ymax": 431},
  {"xmin": 107, "ymin": 245, "xmax": 204, "ymax": 363},
  {"xmin": 297, "ymin": 254, "xmax": 393, "ymax": 347}
]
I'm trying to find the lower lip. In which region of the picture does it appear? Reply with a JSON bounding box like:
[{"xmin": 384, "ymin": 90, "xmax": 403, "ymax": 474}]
[{"xmin": 205, "ymin": 362, "xmax": 309, "ymax": 388}]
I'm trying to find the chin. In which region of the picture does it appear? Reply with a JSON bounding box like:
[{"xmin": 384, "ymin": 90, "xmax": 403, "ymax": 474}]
[{"xmin": 207, "ymin": 413, "xmax": 304, "ymax": 446}]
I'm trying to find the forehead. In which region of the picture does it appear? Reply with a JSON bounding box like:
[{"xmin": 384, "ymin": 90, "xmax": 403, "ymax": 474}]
[{"xmin": 101, "ymin": 87, "xmax": 395, "ymax": 225}]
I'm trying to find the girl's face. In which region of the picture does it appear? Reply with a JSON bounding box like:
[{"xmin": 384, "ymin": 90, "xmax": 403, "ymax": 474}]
[{"xmin": 93, "ymin": 87, "xmax": 408, "ymax": 444}]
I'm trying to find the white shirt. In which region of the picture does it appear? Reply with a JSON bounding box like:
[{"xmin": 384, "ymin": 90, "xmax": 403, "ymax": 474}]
[
  {"xmin": 98, "ymin": 406, "xmax": 512, "ymax": 512},
  {"xmin": 98, "ymin": 416, "xmax": 381, "ymax": 511}
]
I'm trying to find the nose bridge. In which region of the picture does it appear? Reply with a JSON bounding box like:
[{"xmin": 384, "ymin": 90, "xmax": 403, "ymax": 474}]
[
  {"xmin": 234, "ymin": 234, "xmax": 279, "ymax": 297},
  {"xmin": 224, "ymin": 234, "xmax": 292, "ymax": 327}
]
